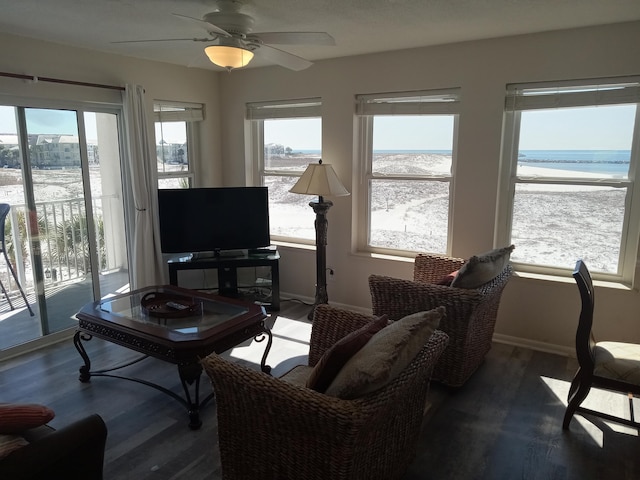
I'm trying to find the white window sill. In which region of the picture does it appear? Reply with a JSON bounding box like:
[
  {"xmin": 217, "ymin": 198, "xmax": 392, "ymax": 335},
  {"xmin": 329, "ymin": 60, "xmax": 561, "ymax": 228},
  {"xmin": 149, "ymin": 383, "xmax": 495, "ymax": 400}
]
[{"xmin": 515, "ymin": 270, "xmax": 632, "ymax": 291}]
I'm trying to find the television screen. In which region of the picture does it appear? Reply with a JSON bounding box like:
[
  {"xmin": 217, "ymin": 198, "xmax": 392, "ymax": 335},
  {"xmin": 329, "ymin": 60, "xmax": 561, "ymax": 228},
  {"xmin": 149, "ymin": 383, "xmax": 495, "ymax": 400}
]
[{"xmin": 157, "ymin": 187, "xmax": 271, "ymax": 254}]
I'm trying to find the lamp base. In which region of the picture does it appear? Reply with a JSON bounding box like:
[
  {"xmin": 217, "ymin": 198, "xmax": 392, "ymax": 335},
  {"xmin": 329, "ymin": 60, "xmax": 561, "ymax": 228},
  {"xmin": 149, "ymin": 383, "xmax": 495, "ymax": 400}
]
[
  {"xmin": 308, "ymin": 286, "xmax": 328, "ymax": 320},
  {"xmin": 307, "ymin": 199, "xmax": 332, "ymax": 321}
]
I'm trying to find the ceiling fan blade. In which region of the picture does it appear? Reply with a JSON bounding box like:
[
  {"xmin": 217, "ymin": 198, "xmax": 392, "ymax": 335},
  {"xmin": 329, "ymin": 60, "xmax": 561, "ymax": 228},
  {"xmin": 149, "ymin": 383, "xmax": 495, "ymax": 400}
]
[
  {"xmin": 250, "ymin": 32, "xmax": 335, "ymax": 46},
  {"xmin": 253, "ymin": 44, "xmax": 313, "ymax": 71},
  {"xmin": 172, "ymin": 13, "xmax": 231, "ymax": 37},
  {"xmin": 111, "ymin": 38, "xmax": 212, "ymax": 44}
]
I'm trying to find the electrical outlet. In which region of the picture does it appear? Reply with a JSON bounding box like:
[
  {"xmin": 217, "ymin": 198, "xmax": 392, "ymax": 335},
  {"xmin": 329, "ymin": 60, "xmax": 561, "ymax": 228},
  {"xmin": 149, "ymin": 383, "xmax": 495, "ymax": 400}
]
[{"xmin": 327, "ymin": 266, "xmax": 336, "ymax": 282}]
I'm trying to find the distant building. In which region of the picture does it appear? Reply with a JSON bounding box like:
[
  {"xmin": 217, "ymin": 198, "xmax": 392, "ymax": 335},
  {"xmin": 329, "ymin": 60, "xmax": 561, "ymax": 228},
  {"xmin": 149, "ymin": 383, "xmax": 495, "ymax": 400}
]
[
  {"xmin": 30, "ymin": 134, "xmax": 80, "ymax": 168},
  {"xmin": 1, "ymin": 133, "xmax": 184, "ymax": 169},
  {"xmin": 0, "ymin": 134, "xmax": 99, "ymax": 168},
  {"xmin": 156, "ymin": 141, "xmax": 187, "ymax": 165}
]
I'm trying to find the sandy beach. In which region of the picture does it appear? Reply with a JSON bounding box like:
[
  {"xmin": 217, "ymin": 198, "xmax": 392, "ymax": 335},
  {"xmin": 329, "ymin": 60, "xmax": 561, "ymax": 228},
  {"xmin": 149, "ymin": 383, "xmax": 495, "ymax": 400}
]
[
  {"xmin": 0, "ymin": 152, "xmax": 623, "ymax": 275},
  {"xmin": 270, "ymin": 153, "xmax": 623, "ymax": 273}
]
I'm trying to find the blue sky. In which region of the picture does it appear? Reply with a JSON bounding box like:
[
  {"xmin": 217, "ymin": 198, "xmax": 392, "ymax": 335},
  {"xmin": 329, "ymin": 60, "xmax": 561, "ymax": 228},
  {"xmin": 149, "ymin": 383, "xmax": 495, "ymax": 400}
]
[
  {"xmin": 265, "ymin": 105, "xmax": 636, "ymax": 151},
  {"xmin": 0, "ymin": 106, "xmax": 187, "ymax": 143},
  {"xmin": 519, "ymin": 105, "xmax": 635, "ymax": 150},
  {"xmin": 2, "ymin": 104, "xmax": 636, "ymax": 151},
  {"xmin": 0, "ymin": 106, "xmax": 86, "ymax": 136}
]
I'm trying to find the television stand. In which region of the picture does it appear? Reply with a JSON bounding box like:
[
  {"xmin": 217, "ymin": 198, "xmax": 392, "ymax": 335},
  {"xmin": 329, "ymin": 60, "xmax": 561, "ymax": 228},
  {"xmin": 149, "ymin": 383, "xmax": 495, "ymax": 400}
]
[
  {"xmin": 217, "ymin": 249, "xmax": 245, "ymax": 258},
  {"xmin": 191, "ymin": 250, "xmax": 245, "ymax": 260},
  {"xmin": 191, "ymin": 251, "xmax": 217, "ymax": 261},
  {"xmin": 168, "ymin": 250, "xmax": 280, "ymax": 311}
]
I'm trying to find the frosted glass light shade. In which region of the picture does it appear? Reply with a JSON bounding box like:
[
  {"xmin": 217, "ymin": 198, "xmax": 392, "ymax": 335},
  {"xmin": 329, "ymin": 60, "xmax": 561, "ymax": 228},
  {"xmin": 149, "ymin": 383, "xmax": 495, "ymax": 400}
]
[
  {"xmin": 205, "ymin": 45, "xmax": 254, "ymax": 70},
  {"xmin": 290, "ymin": 161, "xmax": 350, "ymax": 197}
]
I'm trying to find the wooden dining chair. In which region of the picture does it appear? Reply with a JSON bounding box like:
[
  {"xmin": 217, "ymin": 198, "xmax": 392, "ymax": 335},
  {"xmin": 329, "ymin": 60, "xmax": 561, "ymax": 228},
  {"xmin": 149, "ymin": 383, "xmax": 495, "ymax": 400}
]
[{"xmin": 563, "ymin": 259, "xmax": 640, "ymax": 430}]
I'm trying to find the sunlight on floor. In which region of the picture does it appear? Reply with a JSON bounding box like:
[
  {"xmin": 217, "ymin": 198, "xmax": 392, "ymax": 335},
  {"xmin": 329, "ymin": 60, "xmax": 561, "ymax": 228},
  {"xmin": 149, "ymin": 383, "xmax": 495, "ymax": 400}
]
[
  {"xmin": 228, "ymin": 314, "xmax": 311, "ymax": 371},
  {"xmin": 0, "ymin": 305, "xmax": 30, "ymax": 322},
  {"xmin": 100, "ymin": 284, "xmax": 130, "ymax": 300},
  {"xmin": 540, "ymin": 375, "xmax": 639, "ymax": 446},
  {"xmin": 114, "ymin": 284, "xmax": 131, "ymax": 294}
]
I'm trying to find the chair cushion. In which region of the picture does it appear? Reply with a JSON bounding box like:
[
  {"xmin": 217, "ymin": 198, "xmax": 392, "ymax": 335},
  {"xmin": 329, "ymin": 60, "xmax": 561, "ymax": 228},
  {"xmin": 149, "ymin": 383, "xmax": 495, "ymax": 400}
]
[
  {"xmin": 280, "ymin": 365, "xmax": 314, "ymax": 387},
  {"xmin": 324, "ymin": 307, "xmax": 444, "ymax": 399},
  {"xmin": 306, "ymin": 315, "xmax": 389, "ymax": 393},
  {"xmin": 450, "ymin": 244, "xmax": 514, "ymax": 289},
  {"xmin": 594, "ymin": 341, "xmax": 640, "ymax": 385},
  {"xmin": 0, "ymin": 404, "xmax": 55, "ymax": 434}
]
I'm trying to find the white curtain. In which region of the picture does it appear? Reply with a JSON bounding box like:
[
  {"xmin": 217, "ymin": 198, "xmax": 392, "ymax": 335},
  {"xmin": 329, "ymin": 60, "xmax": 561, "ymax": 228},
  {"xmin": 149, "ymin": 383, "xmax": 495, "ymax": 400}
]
[{"xmin": 122, "ymin": 84, "xmax": 165, "ymax": 288}]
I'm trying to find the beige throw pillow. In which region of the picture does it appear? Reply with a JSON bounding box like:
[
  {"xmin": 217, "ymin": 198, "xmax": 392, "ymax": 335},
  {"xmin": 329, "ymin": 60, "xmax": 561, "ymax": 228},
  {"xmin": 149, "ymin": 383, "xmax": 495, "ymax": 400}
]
[
  {"xmin": 450, "ymin": 244, "xmax": 514, "ymax": 289},
  {"xmin": 306, "ymin": 315, "xmax": 389, "ymax": 393},
  {"xmin": 324, "ymin": 307, "xmax": 444, "ymax": 399}
]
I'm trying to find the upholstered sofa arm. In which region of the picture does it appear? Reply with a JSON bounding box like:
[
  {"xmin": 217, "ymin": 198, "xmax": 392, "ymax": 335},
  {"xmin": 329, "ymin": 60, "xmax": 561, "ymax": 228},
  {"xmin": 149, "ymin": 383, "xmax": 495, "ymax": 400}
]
[
  {"xmin": 308, "ymin": 304, "xmax": 380, "ymax": 367},
  {"xmin": 413, "ymin": 253, "xmax": 465, "ymax": 283},
  {"xmin": 202, "ymin": 330, "xmax": 449, "ymax": 480},
  {"xmin": 0, "ymin": 413, "xmax": 107, "ymax": 480}
]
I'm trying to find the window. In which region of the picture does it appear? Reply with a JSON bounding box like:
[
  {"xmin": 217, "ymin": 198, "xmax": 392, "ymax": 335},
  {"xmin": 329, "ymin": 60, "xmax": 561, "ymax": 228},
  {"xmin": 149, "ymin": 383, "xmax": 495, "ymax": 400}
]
[
  {"xmin": 248, "ymin": 99, "xmax": 322, "ymax": 241},
  {"xmin": 356, "ymin": 89, "xmax": 460, "ymax": 255},
  {"xmin": 498, "ymin": 78, "xmax": 640, "ymax": 280},
  {"xmin": 154, "ymin": 101, "xmax": 203, "ymax": 189}
]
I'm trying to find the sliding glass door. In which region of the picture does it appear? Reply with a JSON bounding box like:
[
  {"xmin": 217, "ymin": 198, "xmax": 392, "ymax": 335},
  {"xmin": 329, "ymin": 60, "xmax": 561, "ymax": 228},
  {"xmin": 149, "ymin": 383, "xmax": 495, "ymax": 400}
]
[{"xmin": 0, "ymin": 104, "xmax": 130, "ymax": 351}]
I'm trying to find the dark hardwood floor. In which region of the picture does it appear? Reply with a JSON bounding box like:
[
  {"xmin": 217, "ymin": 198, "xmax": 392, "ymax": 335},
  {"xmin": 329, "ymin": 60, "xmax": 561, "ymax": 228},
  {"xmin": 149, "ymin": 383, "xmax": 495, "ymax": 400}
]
[{"xmin": 1, "ymin": 298, "xmax": 638, "ymax": 479}]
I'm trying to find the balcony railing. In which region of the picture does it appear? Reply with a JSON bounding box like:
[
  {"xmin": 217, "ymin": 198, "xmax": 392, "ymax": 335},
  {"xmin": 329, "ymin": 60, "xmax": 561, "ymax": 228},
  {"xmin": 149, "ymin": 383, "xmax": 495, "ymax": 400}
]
[{"xmin": 1, "ymin": 196, "xmax": 125, "ymax": 295}]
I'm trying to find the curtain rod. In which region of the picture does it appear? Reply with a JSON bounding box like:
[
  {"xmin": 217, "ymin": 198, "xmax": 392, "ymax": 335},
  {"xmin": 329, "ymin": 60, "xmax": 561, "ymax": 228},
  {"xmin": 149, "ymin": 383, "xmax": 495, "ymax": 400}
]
[{"xmin": 0, "ymin": 71, "xmax": 125, "ymax": 91}]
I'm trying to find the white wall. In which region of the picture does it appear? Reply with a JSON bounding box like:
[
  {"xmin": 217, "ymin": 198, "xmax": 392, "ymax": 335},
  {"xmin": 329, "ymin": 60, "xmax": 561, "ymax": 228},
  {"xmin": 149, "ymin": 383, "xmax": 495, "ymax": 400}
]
[{"xmin": 218, "ymin": 21, "xmax": 640, "ymax": 352}]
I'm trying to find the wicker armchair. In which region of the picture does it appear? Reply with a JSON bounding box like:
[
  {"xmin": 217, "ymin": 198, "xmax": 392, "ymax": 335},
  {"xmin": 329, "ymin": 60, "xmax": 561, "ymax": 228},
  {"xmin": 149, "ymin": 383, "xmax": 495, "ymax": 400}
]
[
  {"xmin": 201, "ymin": 304, "xmax": 449, "ymax": 480},
  {"xmin": 369, "ymin": 253, "xmax": 513, "ymax": 387}
]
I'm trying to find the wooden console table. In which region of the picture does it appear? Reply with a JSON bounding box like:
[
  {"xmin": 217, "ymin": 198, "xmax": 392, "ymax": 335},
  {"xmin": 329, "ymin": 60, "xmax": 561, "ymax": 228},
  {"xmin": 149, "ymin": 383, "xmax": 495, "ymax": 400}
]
[{"xmin": 168, "ymin": 251, "xmax": 280, "ymax": 311}]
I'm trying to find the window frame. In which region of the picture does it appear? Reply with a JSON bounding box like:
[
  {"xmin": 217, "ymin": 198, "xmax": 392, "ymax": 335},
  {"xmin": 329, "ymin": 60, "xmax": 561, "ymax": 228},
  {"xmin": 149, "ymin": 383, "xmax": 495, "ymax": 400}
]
[
  {"xmin": 153, "ymin": 100, "xmax": 203, "ymax": 189},
  {"xmin": 496, "ymin": 77, "xmax": 640, "ymax": 283},
  {"xmin": 248, "ymin": 98, "xmax": 322, "ymax": 244},
  {"xmin": 355, "ymin": 88, "xmax": 461, "ymax": 256}
]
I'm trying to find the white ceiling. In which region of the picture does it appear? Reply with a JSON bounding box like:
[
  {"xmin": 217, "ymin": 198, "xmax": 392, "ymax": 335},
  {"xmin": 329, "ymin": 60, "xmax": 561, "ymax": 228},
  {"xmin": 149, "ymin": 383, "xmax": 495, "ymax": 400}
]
[{"xmin": 1, "ymin": 0, "xmax": 640, "ymax": 71}]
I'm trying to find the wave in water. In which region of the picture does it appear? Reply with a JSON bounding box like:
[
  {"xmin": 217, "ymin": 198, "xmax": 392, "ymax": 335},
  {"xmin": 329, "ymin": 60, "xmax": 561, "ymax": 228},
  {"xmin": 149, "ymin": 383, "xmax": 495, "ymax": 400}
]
[{"xmin": 518, "ymin": 149, "xmax": 631, "ymax": 163}]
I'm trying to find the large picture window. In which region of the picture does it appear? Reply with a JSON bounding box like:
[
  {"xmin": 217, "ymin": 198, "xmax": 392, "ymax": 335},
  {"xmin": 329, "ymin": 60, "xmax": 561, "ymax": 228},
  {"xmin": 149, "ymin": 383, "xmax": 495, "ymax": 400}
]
[
  {"xmin": 356, "ymin": 89, "xmax": 460, "ymax": 255},
  {"xmin": 498, "ymin": 78, "xmax": 640, "ymax": 280},
  {"xmin": 154, "ymin": 101, "xmax": 203, "ymax": 189},
  {"xmin": 248, "ymin": 99, "xmax": 322, "ymax": 241}
]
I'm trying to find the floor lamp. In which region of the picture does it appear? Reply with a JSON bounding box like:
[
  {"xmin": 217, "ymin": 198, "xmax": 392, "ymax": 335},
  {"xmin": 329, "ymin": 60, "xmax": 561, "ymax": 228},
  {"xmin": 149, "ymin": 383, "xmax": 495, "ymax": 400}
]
[{"xmin": 290, "ymin": 160, "xmax": 350, "ymax": 320}]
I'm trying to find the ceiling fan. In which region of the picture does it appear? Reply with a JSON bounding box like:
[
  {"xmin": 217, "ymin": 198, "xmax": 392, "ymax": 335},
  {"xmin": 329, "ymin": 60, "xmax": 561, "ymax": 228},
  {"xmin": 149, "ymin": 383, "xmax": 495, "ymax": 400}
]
[{"xmin": 113, "ymin": 0, "xmax": 335, "ymax": 71}]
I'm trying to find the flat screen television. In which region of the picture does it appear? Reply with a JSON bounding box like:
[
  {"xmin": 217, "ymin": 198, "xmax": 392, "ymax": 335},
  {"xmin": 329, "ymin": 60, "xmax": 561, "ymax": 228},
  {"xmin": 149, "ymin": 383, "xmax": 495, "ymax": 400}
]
[{"xmin": 157, "ymin": 187, "xmax": 271, "ymax": 255}]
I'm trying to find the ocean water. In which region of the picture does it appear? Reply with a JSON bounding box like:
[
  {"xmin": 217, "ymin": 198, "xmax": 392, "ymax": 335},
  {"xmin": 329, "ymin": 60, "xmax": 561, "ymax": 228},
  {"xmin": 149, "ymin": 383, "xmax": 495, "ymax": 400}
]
[
  {"xmin": 297, "ymin": 149, "xmax": 633, "ymax": 175},
  {"xmin": 518, "ymin": 149, "xmax": 630, "ymax": 163},
  {"xmin": 518, "ymin": 150, "xmax": 631, "ymax": 175}
]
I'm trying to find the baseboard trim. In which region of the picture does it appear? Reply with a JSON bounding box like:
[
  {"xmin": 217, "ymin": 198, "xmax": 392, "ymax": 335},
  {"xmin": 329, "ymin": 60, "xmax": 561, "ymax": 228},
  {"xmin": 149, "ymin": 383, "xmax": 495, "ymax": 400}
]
[
  {"xmin": 0, "ymin": 328, "xmax": 76, "ymax": 362},
  {"xmin": 282, "ymin": 293, "xmax": 575, "ymax": 358},
  {"xmin": 492, "ymin": 333, "xmax": 575, "ymax": 358},
  {"xmin": 279, "ymin": 293, "xmax": 373, "ymax": 316}
]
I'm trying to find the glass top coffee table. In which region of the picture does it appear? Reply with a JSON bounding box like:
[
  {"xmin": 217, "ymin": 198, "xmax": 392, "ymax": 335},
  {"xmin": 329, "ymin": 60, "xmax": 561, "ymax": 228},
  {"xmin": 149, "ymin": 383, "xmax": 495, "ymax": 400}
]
[{"xmin": 74, "ymin": 285, "xmax": 271, "ymax": 429}]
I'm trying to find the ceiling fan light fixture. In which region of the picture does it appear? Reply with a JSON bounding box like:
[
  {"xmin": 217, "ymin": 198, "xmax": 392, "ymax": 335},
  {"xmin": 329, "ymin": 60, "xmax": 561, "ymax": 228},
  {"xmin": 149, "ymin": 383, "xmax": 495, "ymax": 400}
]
[{"xmin": 204, "ymin": 42, "xmax": 254, "ymax": 71}]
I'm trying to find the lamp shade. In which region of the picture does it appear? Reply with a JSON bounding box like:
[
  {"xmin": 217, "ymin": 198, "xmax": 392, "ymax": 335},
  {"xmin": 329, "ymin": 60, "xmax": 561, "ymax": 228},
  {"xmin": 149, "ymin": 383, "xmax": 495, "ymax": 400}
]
[
  {"xmin": 289, "ymin": 160, "xmax": 350, "ymax": 197},
  {"xmin": 205, "ymin": 43, "xmax": 254, "ymax": 70}
]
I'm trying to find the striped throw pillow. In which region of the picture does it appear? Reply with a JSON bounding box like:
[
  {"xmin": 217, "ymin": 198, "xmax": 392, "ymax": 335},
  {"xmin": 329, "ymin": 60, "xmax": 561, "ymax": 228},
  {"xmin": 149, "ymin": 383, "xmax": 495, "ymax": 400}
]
[{"xmin": 0, "ymin": 403, "xmax": 55, "ymax": 434}]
